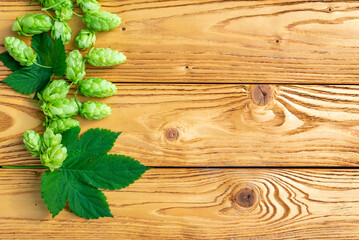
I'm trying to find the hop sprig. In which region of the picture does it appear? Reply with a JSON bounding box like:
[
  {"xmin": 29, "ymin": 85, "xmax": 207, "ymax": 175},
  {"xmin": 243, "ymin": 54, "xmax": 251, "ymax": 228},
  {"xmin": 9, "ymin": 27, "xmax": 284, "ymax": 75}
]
[
  {"xmin": 4, "ymin": 36, "xmax": 37, "ymax": 66},
  {"xmin": 12, "ymin": 13, "xmax": 53, "ymax": 36},
  {"xmin": 43, "ymin": 98, "xmax": 82, "ymax": 119},
  {"xmin": 38, "ymin": 79, "xmax": 70, "ymax": 103},
  {"xmin": 51, "ymin": 20, "xmax": 72, "ymax": 44}
]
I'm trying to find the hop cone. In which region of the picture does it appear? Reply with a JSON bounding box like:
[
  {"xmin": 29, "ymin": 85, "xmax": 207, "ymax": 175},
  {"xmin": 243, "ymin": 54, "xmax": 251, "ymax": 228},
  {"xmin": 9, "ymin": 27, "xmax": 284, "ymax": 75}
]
[
  {"xmin": 51, "ymin": 20, "xmax": 72, "ymax": 44},
  {"xmin": 39, "ymin": 80, "xmax": 70, "ymax": 103},
  {"xmin": 77, "ymin": 0, "xmax": 100, "ymax": 12},
  {"xmin": 42, "ymin": 128, "xmax": 62, "ymax": 150},
  {"xmin": 41, "ymin": 0, "xmax": 74, "ymax": 21},
  {"xmin": 75, "ymin": 29, "xmax": 96, "ymax": 50},
  {"xmin": 83, "ymin": 10, "xmax": 121, "ymax": 32},
  {"xmin": 80, "ymin": 101, "xmax": 112, "ymax": 120},
  {"xmin": 43, "ymin": 98, "xmax": 81, "ymax": 119},
  {"xmin": 65, "ymin": 50, "xmax": 86, "ymax": 83},
  {"xmin": 79, "ymin": 78, "xmax": 117, "ymax": 98},
  {"xmin": 86, "ymin": 48, "xmax": 126, "ymax": 67},
  {"xmin": 4, "ymin": 37, "xmax": 37, "ymax": 66},
  {"xmin": 23, "ymin": 130, "xmax": 42, "ymax": 157},
  {"xmin": 40, "ymin": 144, "xmax": 67, "ymax": 171},
  {"xmin": 47, "ymin": 118, "xmax": 80, "ymax": 133},
  {"xmin": 12, "ymin": 13, "xmax": 52, "ymax": 36}
]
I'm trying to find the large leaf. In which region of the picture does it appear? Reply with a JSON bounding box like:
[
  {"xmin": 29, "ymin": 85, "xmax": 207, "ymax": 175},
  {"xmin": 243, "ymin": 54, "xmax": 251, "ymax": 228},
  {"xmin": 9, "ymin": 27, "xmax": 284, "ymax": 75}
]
[{"xmin": 0, "ymin": 51, "xmax": 22, "ymax": 71}]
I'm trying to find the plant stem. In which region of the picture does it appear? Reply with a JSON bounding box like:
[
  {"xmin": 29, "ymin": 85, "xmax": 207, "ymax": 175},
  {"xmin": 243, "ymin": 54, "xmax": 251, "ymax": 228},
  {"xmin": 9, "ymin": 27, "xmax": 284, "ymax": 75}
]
[
  {"xmin": 34, "ymin": 62, "xmax": 52, "ymax": 69},
  {"xmin": 2, "ymin": 166, "xmax": 48, "ymax": 169},
  {"xmin": 73, "ymin": 12, "xmax": 83, "ymax": 17}
]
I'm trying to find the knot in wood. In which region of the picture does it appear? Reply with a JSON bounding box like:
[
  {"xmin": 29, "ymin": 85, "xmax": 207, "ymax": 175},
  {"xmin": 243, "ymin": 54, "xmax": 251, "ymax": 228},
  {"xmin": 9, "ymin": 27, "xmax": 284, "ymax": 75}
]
[
  {"xmin": 251, "ymin": 85, "xmax": 272, "ymax": 106},
  {"xmin": 235, "ymin": 187, "xmax": 257, "ymax": 208},
  {"xmin": 166, "ymin": 128, "xmax": 179, "ymax": 141}
]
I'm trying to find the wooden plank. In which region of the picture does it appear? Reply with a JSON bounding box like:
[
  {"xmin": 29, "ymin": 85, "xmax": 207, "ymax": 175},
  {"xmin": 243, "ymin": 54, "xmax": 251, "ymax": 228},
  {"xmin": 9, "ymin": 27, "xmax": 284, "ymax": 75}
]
[
  {"xmin": 1, "ymin": 168, "xmax": 359, "ymax": 239},
  {"xmin": 2, "ymin": 1, "xmax": 359, "ymax": 83},
  {"xmin": 2, "ymin": 83, "xmax": 359, "ymax": 167}
]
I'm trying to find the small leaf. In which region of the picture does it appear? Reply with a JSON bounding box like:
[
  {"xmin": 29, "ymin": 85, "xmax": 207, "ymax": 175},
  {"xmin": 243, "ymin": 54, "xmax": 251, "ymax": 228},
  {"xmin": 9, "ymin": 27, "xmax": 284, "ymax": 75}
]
[
  {"xmin": 51, "ymin": 38, "xmax": 66, "ymax": 77},
  {"xmin": 2, "ymin": 65, "xmax": 52, "ymax": 94},
  {"xmin": 0, "ymin": 51, "xmax": 22, "ymax": 71}
]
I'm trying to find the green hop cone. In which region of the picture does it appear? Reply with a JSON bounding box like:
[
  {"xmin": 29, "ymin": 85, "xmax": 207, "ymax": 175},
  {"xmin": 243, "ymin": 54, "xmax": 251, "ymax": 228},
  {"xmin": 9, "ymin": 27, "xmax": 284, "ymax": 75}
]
[
  {"xmin": 47, "ymin": 118, "xmax": 80, "ymax": 133},
  {"xmin": 43, "ymin": 98, "xmax": 82, "ymax": 119},
  {"xmin": 77, "ymin": 0, "xmax": 100, "ymax": 12},
  {"xmin": 12, "ymin": 13, "xmax": 52, "ymax": 36},
  {"xmin": 4, "ymin": 36, "xmax": 37, "ymax": 67},
  {"xmin": 41, "ymin": 0, "xmax": 74, "ymax": 21},
  {"xmin": 83, "ymin": 10, "xmax": 121, "ymax": 32},
  {"xmin": 86, "ymin": 48, "xmax": 126, "ymax": 67},
  {"xmin": 39, "ymin": 79, "xmax": 70, "ymax": 103},
  {"xmin": 40, "ymin": 144, "xmax": 67, "ymax": 171},
  {"xmin": 23, "ymin": 130, "xmax": 42, "ymax": 157},
  {"xmin": 80, "ymin": 101, "xmax": 112, "ymax": 120},
  {"xmin": 42, "ymin": 128, "xmax": 62, "ymax": 150},
  {"xmin": 79, "ymin": 78, "xmax": 117, "ymax": 98},
  {"xmin": 65, "ymin": 50, "xmax": 86, "ymax": 83},
  {"xmin": 51, "ymin": 20, "xmax": 72, "ymax": 44},
  {"xmin": 75, "ymin": 29, "xmax": 96, "ymax": 50}
]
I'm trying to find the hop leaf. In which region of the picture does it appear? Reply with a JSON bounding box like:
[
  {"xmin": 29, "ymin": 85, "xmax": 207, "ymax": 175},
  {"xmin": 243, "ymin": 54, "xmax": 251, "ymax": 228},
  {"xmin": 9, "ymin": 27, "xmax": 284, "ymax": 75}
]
[
  {"xmin": 75, "ymin": 29, "xmax": 96, "ymax": 50},
  {"xmin": 4, "ymin": 37, "xmax": 37, "ymax": 66},
  {"xmin": 65, "ymin": 50, "xmax": 86, "ymax": 83},
  {"xmin": 80, "ymin": 101, "xmax": 112, "ymax": 120},
  {"xmin": 51, "ymin": 21, "xmax": 72, "ymax": 44},
  {"xmin": 86, "ymin": 48, "xmax": 126, "ymax": 67},
  {"xmin": 12, "ymin": 13, "xmax": 53, "ymax": 36},
  {"xmin": 41, "ymin": 127, "xmax": 149, "ymax": 219},
  {"xmin": 23, "ymin": 130, "xmax": 42, "ymax": 157},
  {"xmin": 83, "ymin": 10, "xmax": 121, "ymax": 32},
  {"xmin": 79, "ymin": 78, "xmax": 117, "ymax": 98}
]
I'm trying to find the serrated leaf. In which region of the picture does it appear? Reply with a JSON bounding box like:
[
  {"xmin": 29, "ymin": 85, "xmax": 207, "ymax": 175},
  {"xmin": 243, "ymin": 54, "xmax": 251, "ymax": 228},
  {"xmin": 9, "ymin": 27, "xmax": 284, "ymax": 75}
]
[
  {"xmin": 31, "ymin": 33, "xmax": 53, "ymax": 66},
  {"xmin": 2, "ymin": 64, "xmax": 52, "ymax": 94},
  {"xmin": 0, "ymin": 51, "xmax": 22, "ymax": 71},
  {"xmin": 52, "ymin": 38, "xmax": 66, "ymax": 77},
  {"xmin": 41, "ymin": 127, "xmax": 148, "ymax": 219}
]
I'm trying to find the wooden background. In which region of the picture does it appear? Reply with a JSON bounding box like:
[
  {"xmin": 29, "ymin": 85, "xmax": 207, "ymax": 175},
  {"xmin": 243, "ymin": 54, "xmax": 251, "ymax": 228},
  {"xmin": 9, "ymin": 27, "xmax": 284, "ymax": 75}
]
[{"xmin": 1, "ymin": 0, "xmax": 359, "ymax": 239}]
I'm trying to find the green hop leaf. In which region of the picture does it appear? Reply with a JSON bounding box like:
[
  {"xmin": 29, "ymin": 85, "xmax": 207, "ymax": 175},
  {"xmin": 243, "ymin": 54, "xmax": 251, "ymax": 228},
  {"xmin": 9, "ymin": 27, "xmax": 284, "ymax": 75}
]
[
  {"xmin": 51, "ymin": 20, "xmax": 72, "ymax": 45},
  {"xmin": 86, "ymin": 48, "xmax": 126, "ymax": 67},
  {"xmin": 4, "ymin": 37, "xmax": 37, "ymax": 67},
  {"xmin": 75, "ymin": 29, "xmax": 96, "ymax": 50},
  {"xmin": 83, "ymin": 10, "xmax": 121, "ymax": 32},
  {"xmin": 40, "ymin": 144, "xmax": 67, "ymax": 171},
  {"xmin": 42, "ymin": 128, "xmax": 62, "ymax": 150},
  {"xmin": 47, "ymin": 118, "xmax": 80, "ymax": 134},
  {"xmin": 0, "ymin": 51, "xmax": 22, "ymax": 71},
  {"xmin": 79, "ymin": 78, "xmax": 117, "ymax": 98},
  {"xmin": 23, "ymin": 130, "xmax": 42, "ymax": 157},
  {"xmin": 39, "ymin": 79, "xmax": 70, "ymax": 103},
  {"xmin": 12, "ymin": 13, "xmax": 53, "ymax": 36},
  {"xmin": 43, "ymin": 98, "xmax": 81, "ymax": 119},
  {"xmin": 40, "ymin": 127, "xmax": 149, "ymax": 219},
  {"xmin": 77, "ymin": 0, "xmax": 100, "ymax": 12},
  {"xmin": 65, "ymin": 50, "xmax": 86, "ymax": 83},
  {"xmin": 80, "ymin": 101, "xmax": 112, "ymax": 120}
]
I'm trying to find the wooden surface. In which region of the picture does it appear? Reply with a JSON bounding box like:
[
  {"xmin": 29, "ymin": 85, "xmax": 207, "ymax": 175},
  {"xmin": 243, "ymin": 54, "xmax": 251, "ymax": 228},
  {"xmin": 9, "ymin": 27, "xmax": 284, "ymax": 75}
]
[
  {"xmin": 2, "ymin": 169, "xmax": 359, "ymax": 240},
  {"xmin": 1, "ymin": 0, "xmax": 359, "ymax": 239}
]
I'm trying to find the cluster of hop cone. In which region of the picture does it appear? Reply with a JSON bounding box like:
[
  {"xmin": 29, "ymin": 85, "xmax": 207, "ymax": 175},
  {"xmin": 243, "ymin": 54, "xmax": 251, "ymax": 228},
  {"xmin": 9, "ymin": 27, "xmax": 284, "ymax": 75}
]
[{"xmin": 6, "ymin": 0, "xmax": 127, "ymax": 171}]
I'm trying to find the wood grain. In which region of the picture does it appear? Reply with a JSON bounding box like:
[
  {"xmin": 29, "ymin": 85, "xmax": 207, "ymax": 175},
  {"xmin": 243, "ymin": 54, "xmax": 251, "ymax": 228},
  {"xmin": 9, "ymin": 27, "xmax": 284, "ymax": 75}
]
[
  {"xmin": 1, "ymin": 168, "xmax": 359, "ymax": 240},
  {"xmin": 2, "ymin": 0, "xmax": 359, "ymax": 83},
  {"xmin": 2, "ymin": 83, "xmax": 359, "ymax": 167}
]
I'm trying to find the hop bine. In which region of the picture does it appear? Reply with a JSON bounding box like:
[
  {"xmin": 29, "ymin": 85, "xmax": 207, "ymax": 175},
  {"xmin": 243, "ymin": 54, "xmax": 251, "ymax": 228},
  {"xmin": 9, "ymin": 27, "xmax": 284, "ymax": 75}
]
[
  {"xmin": 86, "ymin": 48, "xmax": 126, "ymax": 67},
  {"xmin": 4, "ymin": 36, "xmax": 37, "ymax": 66},
  {"xmin": 43, "ymin": 98, "xmax": 82, "ymax": 119},
  {"xmin": 46, "ymin": 118, "xmax": 80, "ymax": 134},
  {"xmin": 12, "ymin": 13, "xmax": 53, "ymax": 36},
  {"xmin": 38, "ymin": 80, "xmax": 70, "ymax": 103},
  {"xmin": 65, "ymin": 50, "xmax": 86, "ymax": 83},
  {"xmin": 23, "ymin": 130, "xmax": 43, "ymax": 157},
  {"xmin": 83, "ymin": 10, "xmax": 121, "ymax": 32},
  {"xmin": 80, "ymin": 101, "xmax": 112, "ymax": 120},
  {"xmin": 51, "ymin": 20, "xmax": 72, "ymax": 44},
  {"xmin": 75, "ymin": 29, "xmax": 96, "ymax": 50},
  {"xmin": 79, "ymin": 78, "xmax": 117, "ymax": 98}
]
